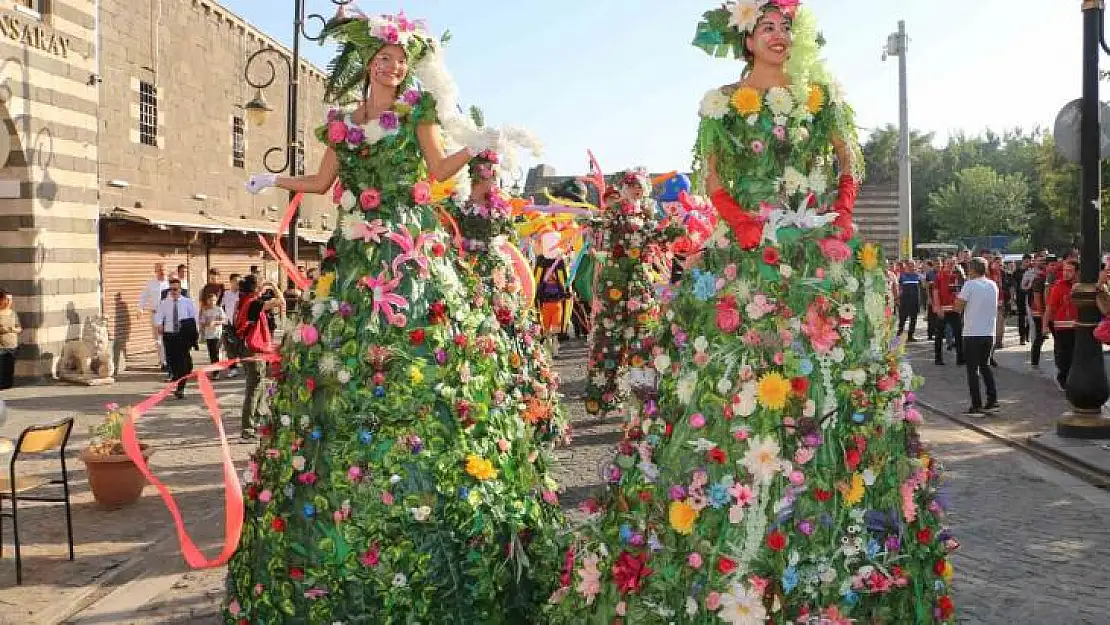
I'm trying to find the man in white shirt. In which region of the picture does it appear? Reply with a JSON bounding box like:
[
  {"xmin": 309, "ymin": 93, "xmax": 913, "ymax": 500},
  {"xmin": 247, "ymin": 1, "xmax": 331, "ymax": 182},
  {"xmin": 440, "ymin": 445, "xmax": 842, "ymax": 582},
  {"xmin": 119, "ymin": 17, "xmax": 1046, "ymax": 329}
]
[
  {"xmin": 153, "ymin": 279, "xmax": 198, "ymax": 399},
  {"xmin": 956, "ymin": 257, "xmax": 1000, "ymax": 417},
  {"xmin": 138, "ymin": 263, "xmax": 169, "ymax": 370}
]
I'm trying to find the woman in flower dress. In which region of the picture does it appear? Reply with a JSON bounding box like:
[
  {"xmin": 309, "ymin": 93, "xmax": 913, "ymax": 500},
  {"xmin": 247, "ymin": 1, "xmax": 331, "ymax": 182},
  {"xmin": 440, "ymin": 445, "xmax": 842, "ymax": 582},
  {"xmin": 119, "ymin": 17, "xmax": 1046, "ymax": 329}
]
[
  {"xmin": 584, "ymin": 169, "xmax": 679, "ymax": 420},
  {"xmin": 229, "ymin": 13, "xmax": 563, "ymax": 624},
  {"xmin": 445, "ymin": 147, "xmax": 568, "ymax": 447},
  {"xmin": 547, "ymin": 2, "xmax": 957, "ymax": 624}
]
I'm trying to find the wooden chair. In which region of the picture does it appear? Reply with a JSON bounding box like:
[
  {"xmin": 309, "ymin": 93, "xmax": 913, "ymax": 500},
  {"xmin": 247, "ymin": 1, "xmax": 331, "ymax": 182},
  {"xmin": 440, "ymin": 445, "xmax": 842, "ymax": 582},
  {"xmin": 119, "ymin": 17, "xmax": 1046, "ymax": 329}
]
[{"xmin": 0, "ymin": 417, "xmax": 76, "ymax": 584}]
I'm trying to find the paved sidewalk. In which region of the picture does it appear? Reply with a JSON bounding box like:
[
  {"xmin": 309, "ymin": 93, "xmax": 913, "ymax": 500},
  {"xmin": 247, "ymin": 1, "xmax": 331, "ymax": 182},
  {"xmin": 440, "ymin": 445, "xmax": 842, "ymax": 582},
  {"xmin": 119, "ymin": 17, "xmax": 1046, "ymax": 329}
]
[{"xmin": 0, "ymin": 365, "xmax": 256, "ymax": 624}]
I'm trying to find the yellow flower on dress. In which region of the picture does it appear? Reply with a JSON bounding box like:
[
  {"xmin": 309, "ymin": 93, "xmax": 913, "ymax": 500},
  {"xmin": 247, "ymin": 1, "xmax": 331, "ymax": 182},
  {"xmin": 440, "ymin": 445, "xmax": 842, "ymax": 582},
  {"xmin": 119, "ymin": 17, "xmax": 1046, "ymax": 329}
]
[
  {"xmin": 859, "ymin": 243, "xmax": 880, "ymax": 271},
  {"xmin": 314, "ymin": 272, "xmax": 336, "ymax": 299},
  {"xmin": 608, "ymin": 288, "xmax": 624, "ymax": 301},
  {"xmin": 731, "ymin": 87, "xmax": 762, "ymax": 116},
  {"xmin": 842, "ymin": 472, "xmax": 865, "ymax": 506},
  {"xmin": 465, "ymin": 455, "xmax": 498, "ymax": 481},
  {"xmin": 756, "ymin": 372, "xmax": 791, "ymax": 411},
  {"xmin": 669, "ymin": 500, "xmax": 699, "ymax": 535},
  {"xmin": 806, "ymin": 85, "xmax": 825, "ymax": 114},
  {"xmin": 628, "ymin": 248, "xmax": 641, "ymax": 259},
  {"xmin": 408, "ymin": 364, "xmax": 424, "ymax": 385}
]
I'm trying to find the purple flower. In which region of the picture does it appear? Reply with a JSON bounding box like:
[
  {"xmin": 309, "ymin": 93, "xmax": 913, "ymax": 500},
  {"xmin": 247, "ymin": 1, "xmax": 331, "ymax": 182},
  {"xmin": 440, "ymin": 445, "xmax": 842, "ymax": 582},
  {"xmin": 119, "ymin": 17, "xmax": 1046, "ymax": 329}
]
[
  {"xmin": 402, "ymin": 89, "xmax": 422, "ymax": 105},
  {"xmin": 346, "ymin": 125, "xmax": 365, "ymax": 145},
  {"xmin": 411, "ymin": 436, "xmax": 424, "ymax": 454},
  {"xmin": 885, "ymin": 535, "xmax": 901, "ymax": 552},
  {"xmin": 338, "ymin": 302, "xmax": 353, "ymax": 318},
  {"xmin": 668, "ymin": 485, "xmax": 687, "ymax": 501},
  {"xmin": 435, "ymin": 348, "xmax": 448, "ymax": 365},
  {"xmin": 607, "ymin": 465, "xmax": 622, "ymax": 483},
  {"xmin": 327, "ymin": 108, "xmax": 341, "ymax": 122},
  {"xmin": 802, "ymin": 432, "xmax": 823, "ymax": 448},
  {"xmin": 797, "ymin": 519, "xmax": 815, "ymax": 536},
  {"xmin": 628, "ymin": 532, "xmax": 645, "ymax": 547},
  {"xmin": 379, "ymin": 111, "xmax": 400, "ymax": 131}
]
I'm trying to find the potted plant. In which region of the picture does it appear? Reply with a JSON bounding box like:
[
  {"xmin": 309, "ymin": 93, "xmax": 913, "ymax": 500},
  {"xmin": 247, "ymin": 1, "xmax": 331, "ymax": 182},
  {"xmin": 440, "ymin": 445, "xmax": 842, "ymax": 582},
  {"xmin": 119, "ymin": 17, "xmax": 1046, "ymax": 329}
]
[{"xmin": 79, "ymin": 402, "xmax": 152, "ymax": 510}]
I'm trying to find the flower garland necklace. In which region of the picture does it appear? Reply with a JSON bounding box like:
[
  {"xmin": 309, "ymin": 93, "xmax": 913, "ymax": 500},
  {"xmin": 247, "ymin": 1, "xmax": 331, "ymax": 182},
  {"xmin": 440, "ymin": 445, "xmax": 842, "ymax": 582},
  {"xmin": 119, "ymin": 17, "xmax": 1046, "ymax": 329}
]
[{"xmin": 325, "ymin": 87, "xmax": 424, "ymax": 149}]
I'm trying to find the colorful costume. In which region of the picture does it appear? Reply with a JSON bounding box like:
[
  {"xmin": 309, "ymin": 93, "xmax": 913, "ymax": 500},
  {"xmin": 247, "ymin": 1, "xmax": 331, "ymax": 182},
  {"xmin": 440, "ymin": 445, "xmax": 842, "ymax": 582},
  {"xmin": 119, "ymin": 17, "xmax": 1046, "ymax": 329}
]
[
  {"xmin": 547, "ymin": 3, "xmax": 957, "ymax": 624},
  {"xmin": 584, "ymin": 169, "xmax": 680, "ymax": 419},
  {"xmin": 225, "ymin": 14, "xmax": 562, "ymax": 624}
]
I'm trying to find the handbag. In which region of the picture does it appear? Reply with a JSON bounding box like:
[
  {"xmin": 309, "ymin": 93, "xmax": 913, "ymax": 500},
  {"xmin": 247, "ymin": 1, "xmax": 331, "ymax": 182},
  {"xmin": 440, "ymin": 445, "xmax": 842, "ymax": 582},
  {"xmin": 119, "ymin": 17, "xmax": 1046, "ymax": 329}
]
[
  {"xmin": 1094, "ymin": 318, "xmax": 1110, "ymax": 345},
  {"xmin": 246, "ymin": 315, "xmax": 274, "ymax": 354}
]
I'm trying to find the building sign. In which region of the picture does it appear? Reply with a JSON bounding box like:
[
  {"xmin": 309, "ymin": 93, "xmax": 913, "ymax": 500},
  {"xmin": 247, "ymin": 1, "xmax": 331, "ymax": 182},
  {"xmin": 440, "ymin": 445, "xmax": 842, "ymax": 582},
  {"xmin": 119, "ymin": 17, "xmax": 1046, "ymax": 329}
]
[{"xmin": 0, "ymin": 11, "xmax": 73, "ymax": 58}]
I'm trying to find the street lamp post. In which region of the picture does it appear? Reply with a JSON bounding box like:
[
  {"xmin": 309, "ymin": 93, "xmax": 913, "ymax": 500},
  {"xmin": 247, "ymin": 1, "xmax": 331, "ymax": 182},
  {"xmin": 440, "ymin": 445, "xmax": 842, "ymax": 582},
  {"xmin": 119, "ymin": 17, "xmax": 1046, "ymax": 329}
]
[
  {"xmin": 1058, "ymin": 0, "xmax": 1110, "ymax": 439},
  {"xmin": 243, "ymin": 0, "xmax": 354, "ymax": 266},
  {"xmin": 883, "ymin": 21, "xmax": 912, "ymax": 261}
]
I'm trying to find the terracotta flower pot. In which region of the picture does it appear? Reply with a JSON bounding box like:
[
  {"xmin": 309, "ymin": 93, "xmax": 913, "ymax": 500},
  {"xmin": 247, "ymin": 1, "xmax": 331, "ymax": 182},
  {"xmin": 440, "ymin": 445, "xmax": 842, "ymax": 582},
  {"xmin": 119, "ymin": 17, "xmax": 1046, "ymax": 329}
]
[{"xmin": 79, "ymin": 445, "xmax": 152, "ymax": 510}]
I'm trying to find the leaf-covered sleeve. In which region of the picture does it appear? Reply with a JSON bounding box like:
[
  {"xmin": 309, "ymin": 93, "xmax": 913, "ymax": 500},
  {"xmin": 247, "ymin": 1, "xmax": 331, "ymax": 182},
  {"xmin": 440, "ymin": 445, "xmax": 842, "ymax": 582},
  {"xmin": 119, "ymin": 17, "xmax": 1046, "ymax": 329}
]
[
  {"xmin": 691, "ymin": 115, "xmax": 723, "ymax": 194},
  {"xmin": 415, "ymin": 91, "xmax": 439, "ymax": 125},
  {"xmin": 823, "ymin": 87, "xmax": 865, "ymax": 181}
]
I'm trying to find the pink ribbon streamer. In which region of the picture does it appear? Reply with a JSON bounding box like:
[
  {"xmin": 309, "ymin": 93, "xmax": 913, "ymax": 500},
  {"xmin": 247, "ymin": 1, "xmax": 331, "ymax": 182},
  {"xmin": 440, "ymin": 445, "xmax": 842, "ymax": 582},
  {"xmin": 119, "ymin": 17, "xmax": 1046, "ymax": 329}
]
[
  {"xmin": 259, "ymin": 192, "xmax": 311, "ymax": 292},
  {"xmin": 121, "ymin": 355, "xmax": 275, "ymax": 568}
]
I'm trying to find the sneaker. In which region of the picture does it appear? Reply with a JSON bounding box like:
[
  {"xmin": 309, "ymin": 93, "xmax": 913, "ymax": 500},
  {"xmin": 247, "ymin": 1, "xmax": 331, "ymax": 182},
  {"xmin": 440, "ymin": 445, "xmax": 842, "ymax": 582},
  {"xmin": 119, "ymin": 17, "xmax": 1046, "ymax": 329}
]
[
  {"xmin": 1056, "ymin": 378, "xmax": 1067, "ymax": 392},
  {"xmin": 906, "ymin": 336, "xmax": 918, "ymax": 343},
  {"xmin": 962, "ymin": 407, "xmax": 987, "ymax": 418},
  {"xmin": 983, "ymin": 402, "xmax": 1001, "ymax": 413},
  {"xmin": 990, "ymin": 359, "xmax": 999, "ymax": 367}
]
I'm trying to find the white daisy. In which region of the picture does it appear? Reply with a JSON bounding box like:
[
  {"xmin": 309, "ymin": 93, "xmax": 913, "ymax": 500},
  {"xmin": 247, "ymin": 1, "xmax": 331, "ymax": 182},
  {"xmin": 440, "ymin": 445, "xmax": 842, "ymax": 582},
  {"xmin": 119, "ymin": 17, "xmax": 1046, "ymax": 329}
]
[
  {"xmin": 718, "ymin": 582, "xmax": 768, "ymax": 625},
  {"xmin": 676, "ymin": 374, "xmax": 697, "ymax": 405},
  {"xmin": 780, "ymin": 166, "xmax": 808, "ymax": 196},
  {"xmin": 699, "ymin": 88, "xmax": 731, "ymax": 120},
  {"xmin": 339, "ymin": 189, "xmax": 357, "ymax": 211},
  {"xmin": 740, "ymin": 436, "xmax": 782, "ymax": 484},
  {"xmin": 766, "ymin": 86, "xmax": 794, "ymax": 117},
  {"xmin": 728, "ymin": 0, "xmax": 767, "ymax": 33}
]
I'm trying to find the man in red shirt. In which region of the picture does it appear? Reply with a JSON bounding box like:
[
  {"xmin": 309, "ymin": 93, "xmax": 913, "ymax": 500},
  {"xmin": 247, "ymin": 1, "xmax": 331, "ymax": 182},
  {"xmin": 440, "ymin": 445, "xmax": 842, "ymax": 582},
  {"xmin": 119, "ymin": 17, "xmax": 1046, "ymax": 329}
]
[
  {"xmin": 1044, "ymin": 260, "xmax": 1079, "ymax": 391},
  {"xmin": 932, "ymin": 257, "xmax": 966, "ymax": 366}
]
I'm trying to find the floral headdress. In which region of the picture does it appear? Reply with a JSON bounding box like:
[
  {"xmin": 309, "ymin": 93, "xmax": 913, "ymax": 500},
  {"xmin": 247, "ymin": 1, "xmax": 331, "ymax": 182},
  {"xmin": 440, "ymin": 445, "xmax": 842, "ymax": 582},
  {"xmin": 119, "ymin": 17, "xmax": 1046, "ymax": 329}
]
[
  {"xmin": 617, "ymin": 168, "xmax": 652, "ymax": 196},
  {"xmin": 320, "ymin": 11, "xmax": 439, "ymax": 103},
  {"xmin": 465, "ymin": 106, "xmax": 501, "ymax": 184},
  {"xmin": 693, "ymin": 0, "xmax": 800, "ymax": 60}
]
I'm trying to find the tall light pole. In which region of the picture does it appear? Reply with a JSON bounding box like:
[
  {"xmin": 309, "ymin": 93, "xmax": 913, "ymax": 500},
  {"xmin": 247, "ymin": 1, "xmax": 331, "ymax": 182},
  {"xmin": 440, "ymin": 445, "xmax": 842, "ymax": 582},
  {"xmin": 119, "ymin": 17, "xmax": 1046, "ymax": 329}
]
[
  {"xmin": 883, "ymin": 21, "xmax": 912, "ymax": 260},
  {"xmin": 243, "ymin": 0, "xmax": 354, "ymax": 266},
  {"xmin": 1058, "ymin": 0, "xmax": 1110, "ymax": 439}
]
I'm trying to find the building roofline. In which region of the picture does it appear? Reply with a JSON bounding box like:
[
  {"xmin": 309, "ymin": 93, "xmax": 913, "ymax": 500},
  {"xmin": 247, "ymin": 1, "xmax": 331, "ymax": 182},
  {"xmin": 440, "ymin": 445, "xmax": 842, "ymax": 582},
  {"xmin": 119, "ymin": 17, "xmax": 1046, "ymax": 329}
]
[{"xmin": 197, "ymin": 0, "xmax": 329, "ymax": 82}]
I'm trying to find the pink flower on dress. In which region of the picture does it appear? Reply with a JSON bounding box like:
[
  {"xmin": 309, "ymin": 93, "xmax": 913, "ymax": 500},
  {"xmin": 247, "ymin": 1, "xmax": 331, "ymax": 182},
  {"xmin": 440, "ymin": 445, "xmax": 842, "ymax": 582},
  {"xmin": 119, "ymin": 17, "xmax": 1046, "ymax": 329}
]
[
  {"xmin": 327, "ymin": 121, "xmax": 347, "ymax": 144},
  {"xmin": 299, "ymin": 324, "xmax": 319, "ymax": 346},
  {"xmin": 411, "ymin": 180, "xmax": 432, "ymax": 205},
  {"xmin": 802, "ymin": 301, "xmax": 839, "ymax": 354},
  {"xmin": 818, "ymin": 237, "xmax": 853, "ymax": 263},
  {"xmin": 360, "ymin": 188, "xmax": 382, "ymax": 211}
]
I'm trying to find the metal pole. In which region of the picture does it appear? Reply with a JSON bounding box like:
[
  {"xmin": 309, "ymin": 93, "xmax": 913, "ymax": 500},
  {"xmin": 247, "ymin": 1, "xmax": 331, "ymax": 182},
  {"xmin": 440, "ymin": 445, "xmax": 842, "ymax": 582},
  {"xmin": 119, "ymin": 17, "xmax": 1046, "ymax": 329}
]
[
  {"xmin": 1058, "ymin": 0, "xmax": 1110, "ymax": 439},
  {"xmin": 287, "ymin": 0, "xmax": 302, "ymax": 266},
  {"xmin": 896, "ymin": 20, "xmax": 912, "ymax": 261}
]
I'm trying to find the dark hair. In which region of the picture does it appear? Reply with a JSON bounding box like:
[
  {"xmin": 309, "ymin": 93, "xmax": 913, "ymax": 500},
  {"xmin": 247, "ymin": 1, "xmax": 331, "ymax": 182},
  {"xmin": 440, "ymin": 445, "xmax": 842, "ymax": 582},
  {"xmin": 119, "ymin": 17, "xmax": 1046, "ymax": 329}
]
[
  {"xmin": 177, "ymin": 264, "xmax": 187, "ymax": 271},
  {"xmin": 168, "ymin": 278, "xmax": 182, "ymax": 286},
  {"xmin": 740, "ymin": 8, "xmax": 793, "ymax": 64},
  {"xmin": 250, "ymin": 265, "xmax": 261, "ymax": 274},
  {"xmin": 551, "ymin": 179, "xmax": 587, "ymax": 204},
  {"xmin": 0, "ymin": 289, "xmax": 8, "ymax": 299},
  {"xmin": 241, "ymin": 275, "xmax": 259, "ymax": 295},
  {"xmin": 229, "ymin": 272, "xmax": 241, "ymax": 281},
  {"xmin": 969, "ymin": 257, "xmax": 988, "ymax": 277}
]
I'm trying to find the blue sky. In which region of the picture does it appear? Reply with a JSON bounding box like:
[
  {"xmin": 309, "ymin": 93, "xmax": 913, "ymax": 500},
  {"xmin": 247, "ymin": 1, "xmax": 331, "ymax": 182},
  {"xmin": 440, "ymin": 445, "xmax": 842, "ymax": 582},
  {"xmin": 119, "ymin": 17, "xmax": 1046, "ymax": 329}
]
[{"xmin": 223, "ymin": 0, "xmax": 1080, "ymax": 179}]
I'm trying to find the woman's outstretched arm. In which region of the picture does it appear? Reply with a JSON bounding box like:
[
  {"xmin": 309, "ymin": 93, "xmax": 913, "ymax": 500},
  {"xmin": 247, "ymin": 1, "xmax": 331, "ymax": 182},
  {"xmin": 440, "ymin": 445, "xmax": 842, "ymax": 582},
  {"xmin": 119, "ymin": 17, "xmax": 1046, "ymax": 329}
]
[
  {"xmin": 416, "ymin": 123, "xmax": 472, "ymax": 182},
  {"xmin": 246, "ymin": 148, "xmax": 339, "ymax": 196}
]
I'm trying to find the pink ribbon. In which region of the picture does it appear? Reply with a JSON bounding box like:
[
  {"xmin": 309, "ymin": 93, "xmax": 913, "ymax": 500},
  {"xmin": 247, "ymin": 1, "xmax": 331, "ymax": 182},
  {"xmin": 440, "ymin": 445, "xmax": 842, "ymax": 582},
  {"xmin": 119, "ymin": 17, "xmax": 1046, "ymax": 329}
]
[
  {"xmin": 259, "ymin": 192, "xmax": 312, "ymax": 292},
  {"xmin": 121, "ymin": 356, "xmax": 275, "ymax": 568}
]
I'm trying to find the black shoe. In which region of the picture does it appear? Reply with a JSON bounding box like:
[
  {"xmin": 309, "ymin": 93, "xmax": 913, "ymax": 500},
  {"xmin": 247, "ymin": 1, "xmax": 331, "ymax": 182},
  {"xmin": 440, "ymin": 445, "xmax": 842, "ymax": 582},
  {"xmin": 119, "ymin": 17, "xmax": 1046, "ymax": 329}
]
[
  {"xmin": 983, "ymin": 401, "xmax": 1001, "ymax": 413},
  {"xmin": 1056, "ymin": 378, "xmax": 1067, "ymax": 392},
  {"xmin": 906, "ymin": 336, "xmax": 918, "ymax": 342},
  {"xmin": 956, "ymin": 360, "xmax": 966, "ymax": 366},
  {"xmin": 990, "ymin": 359, "xmax": 999, "ymax": 367},
  {"xmin": 1020, "ymin": 340, "xmax": 1027, "ymax": 346},
  {"xmin": 934, "ymin": 359, "xmax": 945, "ymax": 366},
  {"xmin": 962, "ymin": 407, "xmax": 987, "ymax": 418},
  {"xmin": 174, "ymin": 390, "xmax": 185, "ymax": 400}
]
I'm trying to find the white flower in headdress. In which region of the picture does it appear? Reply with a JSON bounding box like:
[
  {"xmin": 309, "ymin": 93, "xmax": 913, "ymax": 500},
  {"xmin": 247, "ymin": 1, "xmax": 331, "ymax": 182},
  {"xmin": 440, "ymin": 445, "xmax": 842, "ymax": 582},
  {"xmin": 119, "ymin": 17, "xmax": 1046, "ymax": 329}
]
[
  {"xmin": 699, "ymin": 88, "xmax": 731, "ymax": 120},
  {"xmin": 729, "ymin": 0, "xmax": 769, "ymax": 34}
]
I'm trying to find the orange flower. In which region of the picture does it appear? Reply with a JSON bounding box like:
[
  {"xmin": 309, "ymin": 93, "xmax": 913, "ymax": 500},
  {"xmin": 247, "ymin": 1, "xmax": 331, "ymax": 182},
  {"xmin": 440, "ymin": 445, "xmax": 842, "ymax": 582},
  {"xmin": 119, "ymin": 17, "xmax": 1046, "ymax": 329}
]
[
  {"xmin": 806, "ymin": 85, "xmax": 825, "ymax": 114},
  {"xmin": 608, "ymin": 288, "xmax": 624, "ymax": 301},
  {"xmin": 522, "ymin": 397, "xmax": 553, "ymax": 424},
  {"xmin": 731, "ymin": 86, "xmax": 762, "ymax": 116}
]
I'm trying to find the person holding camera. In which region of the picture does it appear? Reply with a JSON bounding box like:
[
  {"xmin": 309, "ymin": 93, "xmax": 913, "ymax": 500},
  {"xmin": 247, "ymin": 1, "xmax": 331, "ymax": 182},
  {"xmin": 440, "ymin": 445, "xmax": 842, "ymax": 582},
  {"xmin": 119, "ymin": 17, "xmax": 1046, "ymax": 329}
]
[{"xmin": 233, "ymin": 275, "xmax": 283, "ymax": 439}]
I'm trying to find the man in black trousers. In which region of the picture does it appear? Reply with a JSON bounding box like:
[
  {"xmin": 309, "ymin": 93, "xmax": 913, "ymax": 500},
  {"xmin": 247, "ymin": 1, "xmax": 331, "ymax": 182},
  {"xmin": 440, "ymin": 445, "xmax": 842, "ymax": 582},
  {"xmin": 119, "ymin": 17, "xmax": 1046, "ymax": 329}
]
[{"xmin": 154, "ymin": 278, "xmax": 198, "ymax": 399}]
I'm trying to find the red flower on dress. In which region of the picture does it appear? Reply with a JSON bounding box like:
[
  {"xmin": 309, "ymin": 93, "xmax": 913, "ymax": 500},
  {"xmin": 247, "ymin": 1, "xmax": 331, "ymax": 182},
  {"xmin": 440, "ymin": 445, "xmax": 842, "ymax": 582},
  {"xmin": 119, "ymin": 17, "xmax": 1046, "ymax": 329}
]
[
  {"xmin": 937, "ymin": 595, "xmax": 955, "ymax": 618},
  {"xmin": 790, "ymin": 377, "xmax": 809, "ymax": 396},
  {"xmin": 814, "ymin": 489, "xmax": 833, "ymax": 502},
  {"xmin": 271, "ymin": 517, "xmax": 286, "ymax": 532},
  {"xmin": 290, "ymin": 567, "xmax": 304, "ymax": 581},
  {"xmin": 409, "ymin": 328, "xmax": 426, "ymax": 346},
  {"xmin": 916, "ymin": 527, "xmax": 933, "ymax": 545},
  {"xmin": 716, "ymin": 556, "xmax": 738, "ymax": 575},
  {"xmin": 428, "ymin": 301, "xmax": 447, "ymax": 325},
  {"xmin": 707, "ymin": 448, "xmax": 727, "ymax": 464},
  {"xmin": 762, "ymin": 246, "xmax": 781, "ymax": 266},
  {"xmin": 766, "ymin": 529, "xmax": 787, "ymax": 552},
  {"xmin": 305, "ymin": 377, "xmax": 317, "ymax": 393},
  {"xmin": 611, "ymin": 551, "xmax": 653, "ymax": 594},
  {"xmin": 845, "ymin": 448, "xmax": 862, "ymax": 471}
]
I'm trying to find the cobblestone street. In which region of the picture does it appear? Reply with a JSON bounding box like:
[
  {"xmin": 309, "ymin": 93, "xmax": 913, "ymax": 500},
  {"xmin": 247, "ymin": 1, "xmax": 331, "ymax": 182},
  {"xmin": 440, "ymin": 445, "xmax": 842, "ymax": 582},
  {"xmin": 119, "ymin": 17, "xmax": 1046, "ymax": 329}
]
[{"xmin": 3, "ymin": 337, "xmax": 1110, "ymax": 624}]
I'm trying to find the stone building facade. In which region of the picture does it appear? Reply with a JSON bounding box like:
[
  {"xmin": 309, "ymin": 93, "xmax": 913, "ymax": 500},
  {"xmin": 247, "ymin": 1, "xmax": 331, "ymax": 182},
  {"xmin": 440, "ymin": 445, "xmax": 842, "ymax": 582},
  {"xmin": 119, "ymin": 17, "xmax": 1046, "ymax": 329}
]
[
  {"xmin": 0, "ymin": 0, "xmax": 338, "ymax": 378},
  {"xmin": 0, "ymin": 0, "xmax": 99, "ymax": 380}
]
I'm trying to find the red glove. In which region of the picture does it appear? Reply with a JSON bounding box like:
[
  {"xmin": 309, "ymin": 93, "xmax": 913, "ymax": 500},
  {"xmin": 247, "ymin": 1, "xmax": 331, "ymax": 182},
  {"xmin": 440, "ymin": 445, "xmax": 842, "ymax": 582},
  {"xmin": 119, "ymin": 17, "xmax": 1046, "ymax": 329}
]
[
  {"xmin": 832, "ymin": 174, "xmax": 859, "ymax": 241},
  {"xmin": 710, "ymin": 188, "xmax": 762, "ymax": 250}
]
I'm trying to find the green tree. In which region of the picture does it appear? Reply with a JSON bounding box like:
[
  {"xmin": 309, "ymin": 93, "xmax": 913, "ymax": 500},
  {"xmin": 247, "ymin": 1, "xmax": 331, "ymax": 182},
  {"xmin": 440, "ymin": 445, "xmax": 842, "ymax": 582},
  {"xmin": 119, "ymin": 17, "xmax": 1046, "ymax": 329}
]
[{"xmin": 929, "ymin": 165, "xmax": 1032, "ymax": 240}]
